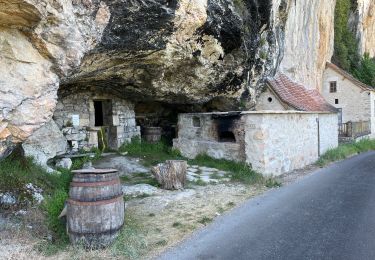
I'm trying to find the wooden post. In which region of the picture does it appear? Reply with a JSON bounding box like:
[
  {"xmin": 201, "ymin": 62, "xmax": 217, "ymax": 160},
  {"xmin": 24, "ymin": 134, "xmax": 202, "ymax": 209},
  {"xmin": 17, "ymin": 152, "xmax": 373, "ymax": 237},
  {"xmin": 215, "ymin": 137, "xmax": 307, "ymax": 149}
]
[{"xmin": 151, "ymin": 160, "xmax": 187, "ymax": 190}]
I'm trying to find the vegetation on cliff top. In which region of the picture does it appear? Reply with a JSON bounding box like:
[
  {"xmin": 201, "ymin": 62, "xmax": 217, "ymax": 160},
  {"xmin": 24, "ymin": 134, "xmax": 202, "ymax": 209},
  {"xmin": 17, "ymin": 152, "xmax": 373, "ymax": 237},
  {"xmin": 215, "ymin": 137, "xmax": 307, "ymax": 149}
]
[{"xmin": 333, "ymin": 0, "xmax": 375, "ymax": 87}]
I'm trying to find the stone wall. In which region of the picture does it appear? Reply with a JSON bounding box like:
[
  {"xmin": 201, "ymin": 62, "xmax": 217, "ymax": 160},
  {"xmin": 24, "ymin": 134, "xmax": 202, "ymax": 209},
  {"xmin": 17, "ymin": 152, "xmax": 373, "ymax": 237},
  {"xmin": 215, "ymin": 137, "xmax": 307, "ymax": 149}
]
[
  {"xmin": 243, "ymin": 112, "xmax": 338, "ymax": 176},
  {"xmin": 174, "ymin": 111, "xmax": 338, "ymax": 176},
  {"xmin": 318, "ymin": 113, "xmax": 339, "ymax": 154},
  {"xmin": 371, "ymin": 92, "xmax": 375, "ymax": 137},
  {"xmin": 53, "ymin": 92, "xmax": 140, "ymax": 152},
  {"xmin": 173, "ymin": 113, "xmax": 245, "ymax": 161},
  {"xmin": 256, "ymin": 87, "xmax": 287, "ymax": 111}
]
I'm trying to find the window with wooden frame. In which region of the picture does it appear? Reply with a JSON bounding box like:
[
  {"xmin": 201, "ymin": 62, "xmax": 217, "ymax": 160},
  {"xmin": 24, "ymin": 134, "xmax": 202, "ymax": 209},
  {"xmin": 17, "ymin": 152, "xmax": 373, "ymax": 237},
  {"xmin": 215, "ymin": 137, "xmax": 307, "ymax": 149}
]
[{"xmin": 329, "ymin": 81, "xmax": 337, "ymax": 93}]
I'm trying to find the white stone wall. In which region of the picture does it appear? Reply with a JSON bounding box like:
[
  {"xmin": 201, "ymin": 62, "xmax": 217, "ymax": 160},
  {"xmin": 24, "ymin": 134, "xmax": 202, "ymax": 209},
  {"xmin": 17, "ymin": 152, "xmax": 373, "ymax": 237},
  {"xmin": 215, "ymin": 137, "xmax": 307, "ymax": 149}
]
[
  {"xmin": 371, "ymin": 92, "xmax": 375, "ymax": 138},
  {"xmin": 322, "ymin": 67, "xmax": 373, "ymax": 124},
  {"xmin": 256, "ymin": 88, "xmax": 287, "ymax": 111},
  {"xmin": 243, "ymin": 111, "xmax": 338, "ymax": 176},
  {"xmin": 175, "ymin": 111, "xmax": 338, "ymax": 176},
  {"xmin": 318, "ymin": 113, "xmax": 339, "ymax": 154}
]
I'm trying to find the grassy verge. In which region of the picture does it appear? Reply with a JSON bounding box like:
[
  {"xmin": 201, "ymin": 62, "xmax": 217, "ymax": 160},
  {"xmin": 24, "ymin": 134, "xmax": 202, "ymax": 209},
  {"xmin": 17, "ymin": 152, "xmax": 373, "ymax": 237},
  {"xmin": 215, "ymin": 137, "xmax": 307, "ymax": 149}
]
[
  {"xmin": 317, "ymin": 138, "xmax": 375, "ymax": 167},
  {"xmin": 0, "ymin": 149, "xmax": 103, "ymax": 254}
]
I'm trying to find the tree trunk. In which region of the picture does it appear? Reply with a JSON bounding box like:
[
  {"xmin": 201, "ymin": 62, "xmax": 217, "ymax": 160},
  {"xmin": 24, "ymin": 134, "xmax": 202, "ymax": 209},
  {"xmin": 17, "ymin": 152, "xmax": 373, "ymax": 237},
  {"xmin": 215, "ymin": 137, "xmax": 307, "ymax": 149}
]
[{"xmin": 151, "ymin": 160, "xmax": 187, "ymax": 190}]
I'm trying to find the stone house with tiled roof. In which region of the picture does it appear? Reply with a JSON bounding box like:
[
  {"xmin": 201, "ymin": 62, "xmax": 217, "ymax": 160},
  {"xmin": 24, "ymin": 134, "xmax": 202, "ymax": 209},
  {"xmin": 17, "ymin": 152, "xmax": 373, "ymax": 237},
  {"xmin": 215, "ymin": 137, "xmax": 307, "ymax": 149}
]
[
  {"xmin": 256, "ymin": 73, "xmax": 337, "ymax": 113},
  {"xmin": 174, "ymin": 74, "xmax": 339, "ymax": 176},
  {"xmin": 322, "ymin": 62, "xmax": 375, "ymax": 138}
]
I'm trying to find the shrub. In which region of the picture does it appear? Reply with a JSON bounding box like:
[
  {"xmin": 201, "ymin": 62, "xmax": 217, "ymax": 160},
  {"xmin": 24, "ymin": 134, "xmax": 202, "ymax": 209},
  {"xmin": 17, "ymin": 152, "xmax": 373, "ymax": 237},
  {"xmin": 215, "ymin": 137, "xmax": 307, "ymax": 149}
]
[{"xmin": 353, "ymin": 53, "xmax": 375, "ymax": 86}]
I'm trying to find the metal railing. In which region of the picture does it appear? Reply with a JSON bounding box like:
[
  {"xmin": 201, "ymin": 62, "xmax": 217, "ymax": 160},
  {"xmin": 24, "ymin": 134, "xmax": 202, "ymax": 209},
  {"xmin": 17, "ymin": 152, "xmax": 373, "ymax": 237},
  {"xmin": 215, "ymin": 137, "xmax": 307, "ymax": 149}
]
[{"xmin": 339, "ymin": 120, "xmax": 371, "ymax": 138}]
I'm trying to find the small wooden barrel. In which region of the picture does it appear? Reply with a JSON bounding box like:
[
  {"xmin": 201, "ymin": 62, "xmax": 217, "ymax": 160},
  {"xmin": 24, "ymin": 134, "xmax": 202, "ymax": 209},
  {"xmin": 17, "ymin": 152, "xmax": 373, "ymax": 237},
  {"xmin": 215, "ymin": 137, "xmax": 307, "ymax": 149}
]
[
  {"xmin": 143, "ymin": 127, "xmax": 162, "ymax": 143},
  {"xmin": 67, "ymin": 169, "xmax": 124, "ymax": 248}
]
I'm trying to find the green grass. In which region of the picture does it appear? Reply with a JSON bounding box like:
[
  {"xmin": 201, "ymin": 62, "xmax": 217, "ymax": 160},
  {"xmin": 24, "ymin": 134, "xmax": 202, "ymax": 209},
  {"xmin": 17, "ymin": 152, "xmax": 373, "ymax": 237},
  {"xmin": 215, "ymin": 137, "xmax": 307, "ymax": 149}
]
[
  {"xmin": 0, "ymin": 155, "xmax": 72, "ymax": 251},
  {"xmin": 119, "ymin": 138, "xmax": 183, "ymax": 167},
  {"xmin": 0, "ymin": 157, "xmax": 71, "ymax": 202},
  {"xmin": 317, "ymin": 139, "xmax": 375, "ymax": 166},
  {"xmin": 110, "ymin": 215, "xmax": 148, "ymax": 259}
]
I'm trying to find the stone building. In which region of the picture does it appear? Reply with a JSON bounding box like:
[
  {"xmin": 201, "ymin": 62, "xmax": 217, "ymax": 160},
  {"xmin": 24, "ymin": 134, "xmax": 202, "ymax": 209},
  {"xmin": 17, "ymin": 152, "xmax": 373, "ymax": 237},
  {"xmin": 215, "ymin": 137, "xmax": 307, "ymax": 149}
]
[
  {"xmin": 53, "ymin": 91, "xmax": 140, "ymax": 152},
  {"xmin": 174, "ymin": 74, "xmax": 339, "ymax": 176},
  {"xmin": 174, "ymin": 111, "xmax": 338, "ymax": 176},
  {"xmin": 256, "ymin": 73, "xmax": 338, "ymax": 112},
  {"xmin": 322, "ymin": 62, "xmax": 375, "ymax": 138}
]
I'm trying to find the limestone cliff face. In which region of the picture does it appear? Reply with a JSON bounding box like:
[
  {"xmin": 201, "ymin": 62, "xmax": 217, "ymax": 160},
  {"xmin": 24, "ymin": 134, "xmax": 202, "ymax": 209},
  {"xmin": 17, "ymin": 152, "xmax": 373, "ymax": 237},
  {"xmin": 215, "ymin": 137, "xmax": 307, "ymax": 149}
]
[
  {"xmin": 62, "ymin": 0, "xmax": 285, "ymax": 108},
  {"xmin": 280, "ymin": 0, "xmax": 336, "ymax": 91},
  {"xmin": 351, "ymin": 0, "xmax": 375, "ymax": 57},
  {"xmin": 0, "ymin": 0, "xmax": 374, "ymax": 158},
  {"xmin": 0, "ymin": 0, "xmax": 109, "ymax": 157}
]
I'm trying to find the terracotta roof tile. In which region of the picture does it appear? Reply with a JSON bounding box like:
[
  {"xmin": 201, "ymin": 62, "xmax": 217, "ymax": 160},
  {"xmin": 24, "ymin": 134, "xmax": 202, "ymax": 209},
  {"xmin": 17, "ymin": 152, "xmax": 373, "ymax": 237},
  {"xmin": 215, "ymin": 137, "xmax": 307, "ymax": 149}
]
[{"xmin": 267, "ymin": 73, "xmax": 338, "ymax": 112}]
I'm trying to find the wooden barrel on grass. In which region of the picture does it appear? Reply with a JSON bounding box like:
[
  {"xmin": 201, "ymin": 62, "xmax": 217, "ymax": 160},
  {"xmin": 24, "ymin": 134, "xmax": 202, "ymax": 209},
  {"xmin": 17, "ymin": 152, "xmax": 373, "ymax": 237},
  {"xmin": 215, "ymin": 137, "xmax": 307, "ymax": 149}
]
[
  {"xmin": 143, "ymin": 126, "xmax": 162, "ymax": 143},
  {"xmin": 67, "ymin": 169, "xmax": 124, "ymax": 248}
]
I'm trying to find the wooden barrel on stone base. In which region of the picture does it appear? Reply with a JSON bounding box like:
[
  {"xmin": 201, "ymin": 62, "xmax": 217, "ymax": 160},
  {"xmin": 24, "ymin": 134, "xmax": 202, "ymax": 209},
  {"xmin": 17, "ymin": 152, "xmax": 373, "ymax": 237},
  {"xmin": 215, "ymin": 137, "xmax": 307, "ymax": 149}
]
[
  {"xmin": 67, "ymin": 169, "xmax": 124, "ymax": 249},
  {"xmin": 143, "ymin": 127, "xmax": 162, "ymax": 143}
]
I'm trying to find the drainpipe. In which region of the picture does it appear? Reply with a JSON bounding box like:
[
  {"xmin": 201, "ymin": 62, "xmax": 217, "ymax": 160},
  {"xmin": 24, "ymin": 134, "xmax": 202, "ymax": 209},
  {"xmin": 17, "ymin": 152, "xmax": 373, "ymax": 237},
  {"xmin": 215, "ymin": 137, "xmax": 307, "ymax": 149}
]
[{"xmin": 316, "ymin": 117, "xmax": 320, "ymax": 157}]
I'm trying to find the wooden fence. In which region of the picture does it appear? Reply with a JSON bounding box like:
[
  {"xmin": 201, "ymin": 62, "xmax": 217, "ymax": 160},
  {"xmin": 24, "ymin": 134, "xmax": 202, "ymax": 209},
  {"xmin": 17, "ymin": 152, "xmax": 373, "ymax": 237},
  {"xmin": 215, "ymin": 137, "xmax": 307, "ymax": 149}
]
[{"xmin": 339, "ymin": 120, "xmax": 371, "ymax": 138}]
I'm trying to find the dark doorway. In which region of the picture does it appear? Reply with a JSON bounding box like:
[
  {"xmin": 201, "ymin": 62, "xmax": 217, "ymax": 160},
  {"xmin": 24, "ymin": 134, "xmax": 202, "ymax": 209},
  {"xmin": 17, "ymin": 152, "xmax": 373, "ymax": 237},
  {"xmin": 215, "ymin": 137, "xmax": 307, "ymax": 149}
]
[
  {"xmin": 94, "ymin": 100, "xmax": 112, "ymax": 127},
  {"xmin": 94, "ymin": 101, "xmax": 104, "ymax": 126}
]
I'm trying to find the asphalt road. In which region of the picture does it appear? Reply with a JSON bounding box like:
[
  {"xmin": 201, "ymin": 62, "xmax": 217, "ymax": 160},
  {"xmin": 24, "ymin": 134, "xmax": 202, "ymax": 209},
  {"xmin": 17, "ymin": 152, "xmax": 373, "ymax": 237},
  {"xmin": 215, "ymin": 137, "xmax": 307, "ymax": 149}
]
[{"xmin": 158, "ymin": 151, "xmax": 375, "ymax": 260}]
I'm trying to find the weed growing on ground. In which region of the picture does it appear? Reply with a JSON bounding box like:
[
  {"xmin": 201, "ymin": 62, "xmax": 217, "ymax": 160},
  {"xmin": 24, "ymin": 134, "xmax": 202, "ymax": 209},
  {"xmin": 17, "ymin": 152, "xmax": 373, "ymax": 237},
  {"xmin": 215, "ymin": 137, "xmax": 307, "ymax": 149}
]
[
  {"xmin": 198, "ymin": 216, "xmax": 213, "ymax": 225},
  {"xmin": 317, "ymin": 139, "xmax": 375, "ymax": 166},
  {"xmin": 227, "ymin": 201, "xmax": 236, "ymax": 207},
  {"xmin": 43, "ymin": 189, "xmax": 69, "ymax": 242},
  {"xmin": 264, "ymin": 178, "xmax": 282, "ymax": 188},
  {"xmin": 172, "ymin": 222, "xmax": 182, "ymax": 228},
  {"xmin": 155, "ymin": 239, "xmax": 168, "ymax": 247}
]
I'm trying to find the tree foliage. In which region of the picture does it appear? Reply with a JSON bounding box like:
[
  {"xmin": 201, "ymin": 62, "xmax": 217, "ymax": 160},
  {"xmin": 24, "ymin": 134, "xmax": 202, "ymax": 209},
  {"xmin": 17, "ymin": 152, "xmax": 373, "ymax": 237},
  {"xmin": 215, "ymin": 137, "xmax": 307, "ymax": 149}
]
[
  {"xmin": 333, "ymin": 0, "xmax": 374, "ymax": 87},
  {"xmin": 353, "ymin": 54, "xmax": 375, "ymax": 86},
  {"xmin": 332, "ymin": 0, "xmax": 360, "ymax": 72}
]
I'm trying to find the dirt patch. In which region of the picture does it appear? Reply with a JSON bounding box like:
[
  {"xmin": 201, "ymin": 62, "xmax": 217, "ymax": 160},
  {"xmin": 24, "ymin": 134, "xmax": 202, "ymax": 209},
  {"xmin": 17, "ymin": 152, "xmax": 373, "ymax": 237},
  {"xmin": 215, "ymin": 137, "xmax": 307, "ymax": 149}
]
[
  {"xmin": 127, "ymin": 183, "xmax": 266, "ymax": 259},
  {"xmin": 279, "ymin": 164, "xmax": 321, "ymax": 185}
]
